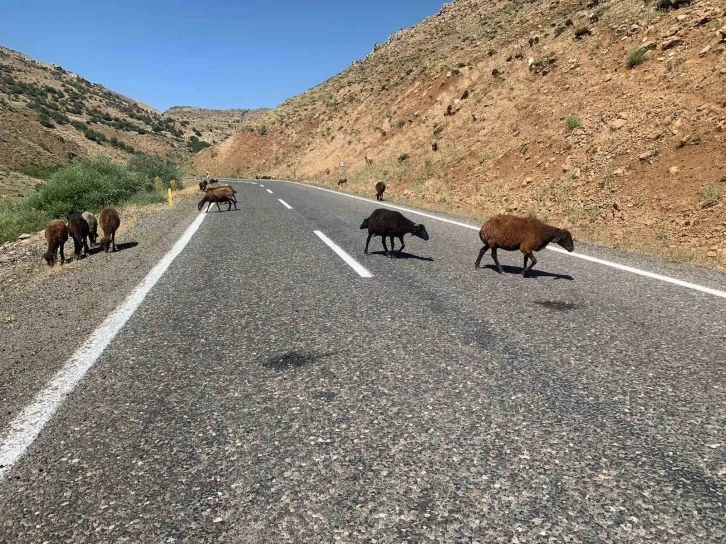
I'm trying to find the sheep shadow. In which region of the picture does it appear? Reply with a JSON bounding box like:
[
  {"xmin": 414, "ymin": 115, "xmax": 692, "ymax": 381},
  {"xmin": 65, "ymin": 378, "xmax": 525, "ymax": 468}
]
[
  {"xmin": 203, "ymin": 207, "xmax": 240, "ymax": 213},
  {"xmin": 480, "ymin": 264, "xmax": 574, "ymax": 280},
  {"xmin": 88, "ymin": 241, "xmax": 138, "ymax": 255},
  {"xmin": 367, "ymin": 250, "xmax": 434, "ymax": 262}
]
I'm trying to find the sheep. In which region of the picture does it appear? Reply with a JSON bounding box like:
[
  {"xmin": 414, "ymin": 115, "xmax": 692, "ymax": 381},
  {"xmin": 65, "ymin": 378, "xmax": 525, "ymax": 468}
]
[
  {"xmin": 208, "ymin": 178, "xmax": 219, "ymax": 185},
  {"xmin": 99, "ymin": 208, "xmax": 121, "ymax": 253},
  {"xmin": 199, "ymin": 179, "xmax": 208, "ymax": 191},
  {"xmin": 43, "ymin": 220, "xmax": 68, "ymax": 267},
  {"xmin": 365, "ymin": 156, "xmax": 373, "ymax": 165},
  {"xmin": 198, "ymin": 186, "xmax": 238, "ymax": 212},
  {"xmin": 206, "ymin": 185, "xmax": 238, "ymax": 205},
  {"xmin": 375, "ymin": 181, "xmax": 386, "ymax": 201},
  {"xmin": 338, "ymin": 178, "xmax": 348, "ymax": 187},
  {"xmin": 66, "ymin": 213, "xmax": 91, "ymax": 260},
  {"xmin": 474, "ymin": 214, "xmax": 574, "ymax": 277},
  {"xmin": 431, "ymin": 140, "xmax": 439, "ymax": 152},
  {"xmin": 82, "ymin": 211, "xmax": 98, "ymax": 245},
  {"xmin": 360, "ymin": 208, "xmax": 429, "ymax": 256}
]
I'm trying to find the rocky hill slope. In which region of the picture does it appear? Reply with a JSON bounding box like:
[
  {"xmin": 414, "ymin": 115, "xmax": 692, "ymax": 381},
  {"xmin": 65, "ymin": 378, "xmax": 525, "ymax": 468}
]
[{"xmin": 192, "ymin": 0, "xmax": 726, "ymax": 268}]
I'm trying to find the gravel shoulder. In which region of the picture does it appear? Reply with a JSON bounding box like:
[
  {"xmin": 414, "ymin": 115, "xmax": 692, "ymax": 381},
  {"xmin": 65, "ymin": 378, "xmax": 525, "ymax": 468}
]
[{"xmin": 0, "ymin": 193, "xmax": 200, "ymax": 431}]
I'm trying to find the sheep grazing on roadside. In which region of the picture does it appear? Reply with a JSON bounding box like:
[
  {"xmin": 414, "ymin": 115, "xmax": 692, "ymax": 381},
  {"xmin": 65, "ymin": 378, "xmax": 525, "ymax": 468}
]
[
  {"xmin": 43, "ymin": 220, "xmax": 68, "ymax": 267},
  {"xmin": 375, "ymin": 181, "xmax": 386, "ymax": 201},
  {"xmin": 365, "ymin": 156, "xmax": 373, "ymax": 165},
  {"xmin": 338, "ymin": 178, "xmax": 348, "ymax": 187},
  {"xmin": 198, "ymin": 186, "xmax": 238, "ymax": 213},
  {"xmin": 82, "ymin": 211, "xmax": 98, "ymax": 245},
  {"xmin": 99, "ymin": 208, "xmax": 121, "ymax": 253},
  {"xmin": 325, "ymin": 168, "xmax": 331, "ymax": 175},
  {"xmin": 66, "ymin": 213, "xmax": 91, "ymax": 261},
  {"xmin": 199, "ymin": 179, "xmax": 208, "ymax": 192},
  {"xmin": 475, "ymin": 214, "xmax": 574, "ymax": 277},
  {"xmin": 208, "ymin": 178, "xmax": 219, "ymax": 185},
  {"xmin": 431, "ymin": 140, "xmax": 438, "ymax": 152},
  {"xmin": 360, "ymin": 208, "xmax": 429, "ymax": 256}
]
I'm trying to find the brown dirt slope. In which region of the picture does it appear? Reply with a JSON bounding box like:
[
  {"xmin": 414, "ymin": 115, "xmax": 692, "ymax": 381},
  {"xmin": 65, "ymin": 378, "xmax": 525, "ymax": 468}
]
[{"xmin": 192, "ymin": 0, "xmax": 726, "ymax": 269}]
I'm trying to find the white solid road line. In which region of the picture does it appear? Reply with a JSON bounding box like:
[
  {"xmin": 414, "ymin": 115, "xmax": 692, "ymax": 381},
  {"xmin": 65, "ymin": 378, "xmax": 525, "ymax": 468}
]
[
  {"xmin": 314, "ymin": 230, "xmax": 373, "ymax": 278},
  {"xmin": 0, "ymin": 212, "xmax": 208, "ymax": 481},
  {"xmin": 267, "ymin": 189, "xmax": 273, "ymax": 194},
  {"xmin": 262, "ymin": 179, "xmax": 726, "ymax": 300},
  {"xmin": 278, "ymin": 199, "xmax": 293, "ymax": 210}
]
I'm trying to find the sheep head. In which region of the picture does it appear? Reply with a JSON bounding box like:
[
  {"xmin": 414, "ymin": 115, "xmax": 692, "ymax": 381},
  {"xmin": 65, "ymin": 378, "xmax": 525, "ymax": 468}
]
[
  {"xmin": 413, "ymin": 224, "xmax": 429, "ymax": 241},
  {"xmin": 43, "ymin": 251, "xmax": 56, "ymax": 267},
  {"xmin": 554, "ymin": 229, "xmax": 574, "ymax": 252},
  {"xmin": 197, "ymin": 199, "xmax": 206, "ymax": 211},
  {"xmin": 359, "ymin": 218, "xmax": 369, "ymax": 229}
]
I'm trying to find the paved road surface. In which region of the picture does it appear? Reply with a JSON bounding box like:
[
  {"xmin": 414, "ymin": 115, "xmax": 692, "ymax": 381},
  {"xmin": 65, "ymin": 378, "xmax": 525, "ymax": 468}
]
[{"xmin": 0, "ymin": 179, "xmax": 724, "ymax": 542}]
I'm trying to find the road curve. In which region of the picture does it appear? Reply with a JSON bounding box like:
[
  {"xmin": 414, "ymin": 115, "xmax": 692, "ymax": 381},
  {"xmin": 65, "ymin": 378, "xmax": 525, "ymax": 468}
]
[{"xmin": 0, "ymin": 179, "xmax": 724, "ymax": 542}]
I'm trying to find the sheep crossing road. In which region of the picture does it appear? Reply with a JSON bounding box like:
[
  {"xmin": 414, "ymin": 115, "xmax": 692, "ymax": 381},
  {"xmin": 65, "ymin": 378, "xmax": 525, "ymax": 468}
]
[{"xmin": 0, "ymin": 179, "xmax": 725, "ymax": 542}]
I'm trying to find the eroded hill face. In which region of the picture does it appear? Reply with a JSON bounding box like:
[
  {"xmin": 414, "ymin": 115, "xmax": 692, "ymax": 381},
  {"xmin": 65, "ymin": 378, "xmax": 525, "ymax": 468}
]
[{"xmin": 193, "ymin": 0, "xmax": 726, "ymax": 269}]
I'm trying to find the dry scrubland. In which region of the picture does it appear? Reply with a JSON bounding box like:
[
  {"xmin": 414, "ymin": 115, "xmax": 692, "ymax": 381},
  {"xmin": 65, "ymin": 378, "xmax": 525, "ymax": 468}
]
[{"xmin": 192, "ymin": 0, "xmax": 726, "ymax": 270}]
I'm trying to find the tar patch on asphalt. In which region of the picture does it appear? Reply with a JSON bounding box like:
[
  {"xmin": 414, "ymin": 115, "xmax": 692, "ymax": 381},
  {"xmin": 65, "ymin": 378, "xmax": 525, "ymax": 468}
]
[
  {"xmin": 534, "ymin": 300, "xmax": 577, "ymax": 311},
  {"xmin": 262, "ymin": 350, "xmax": 334, "ymax": 371}
]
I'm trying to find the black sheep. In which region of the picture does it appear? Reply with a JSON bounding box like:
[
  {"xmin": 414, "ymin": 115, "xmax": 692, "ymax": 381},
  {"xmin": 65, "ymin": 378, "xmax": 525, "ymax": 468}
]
[
  {"xmin": 66, "ymin": 213, "xmax": 90, "ymax": 260},
  {"xmin": 360, "ymin": 208, "xmax": 429, "ymax": 256}
]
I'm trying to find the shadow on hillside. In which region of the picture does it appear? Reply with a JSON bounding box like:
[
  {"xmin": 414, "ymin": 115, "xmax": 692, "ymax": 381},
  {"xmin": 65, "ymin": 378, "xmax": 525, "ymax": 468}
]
[{"xmin": 480, "ymin": 263, "xmax": 573, "ymax": 280}]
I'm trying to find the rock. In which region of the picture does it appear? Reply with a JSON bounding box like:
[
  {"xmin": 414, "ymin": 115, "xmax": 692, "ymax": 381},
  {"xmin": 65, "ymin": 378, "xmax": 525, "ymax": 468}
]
[
  {"xmin": 641, "ymin": 41, "xmax": 657, "ymax": 51},
  {"xmin": 610, "ymin": 118, "xmax": 627, "ymax": 130},
  {"xmin": 699, "ymin": 45, "xmax": 712, "ymax": 57},
  {"xmin": 693, "ymin": 13, "xmax": 712, "ymax": 26},
  {"xmin": 676, "ymin": 15, "xmax": 688, "ymax": 22},
  {"xmin": 639, "ymin": 151, "xmax": 653, "ymax": 161},
  {"xmin": 661, "ymin": 37, "xmax": 683, "ymax": 50},
  {"xmin": 669, "ymin": 166, "xmax": 679, "ymax": 174},
  {"xmin": 719, "ymin": 27, "xmax": 726, "ymax": 42},
  {"xmin": 17, "ymin": 234, "xmax": 31, "ymax": 241}
]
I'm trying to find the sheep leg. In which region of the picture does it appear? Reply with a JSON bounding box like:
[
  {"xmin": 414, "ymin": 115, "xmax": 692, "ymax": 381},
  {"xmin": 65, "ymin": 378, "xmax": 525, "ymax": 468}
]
[
  {"xmin": 83, "ymin": 235, "xmax": 90, "ymax": 255},
  {"xmin": 381, "ymin": 236, "xmax": 391, "ymax": 256},
  {"xmin": 59, "ymin": 245, "xmax": 65, "ymax": 265},
  {"xmin": 389, "ymin": 237, "xmax": 395, "ymax": 253},
  {"xmin": 523, "ymin": 254, "xmax": 529, "ymax": 270},
  {"xmin": 205, "ymin": 201, "xmax": 212, "ymax": 213},
  {"xmin": 216, "ymin": 201, "xmax": 222, "ymax": 212},
  {"xmin": 227, "ymin": 199, "xmax": 232, "ymax": 211},
  {"xmin": 112, "ymin": 231, "xmax": 116, "ymax": 252},
  {"xmin": 398, "ymin": 236, "xmax": 405, "ymax": 254},
  {"xmin": 364, "ymin": 233, "xmax": 373, "ymax": 254},
  {"xmin": 491, "ymin": 248, "xmax": 503, "ymax": 274},
  {"xmin": 522, "ymin": 252, "xmax": 537, "ymax": 277},
  {"xmin": 474, "ymin": 244, "xmax": 490, "ymax": 269}
]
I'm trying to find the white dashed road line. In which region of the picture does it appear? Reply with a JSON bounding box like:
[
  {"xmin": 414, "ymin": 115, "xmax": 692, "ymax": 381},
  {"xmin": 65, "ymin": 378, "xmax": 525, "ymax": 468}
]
[
  {"xmin": 267, "ymin": 189, "xmax": 273, "ymax": 194},
  {"xmin": 314, "ymin": 231, "xmax": 373, "ymax": 278},
  {"xmin": 278, "ymin": 199, "xmax": 293, "ymax": 210}
]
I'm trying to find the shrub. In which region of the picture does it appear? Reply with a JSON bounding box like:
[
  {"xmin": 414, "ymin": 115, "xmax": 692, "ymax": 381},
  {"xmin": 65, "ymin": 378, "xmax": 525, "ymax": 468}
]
[
  {"xmin": 565, "ymin": 115, "xmax": 582, "ymax": 130},
  {"xmin": 127, "ymin": 153, "xmax": 182, "ymax": 188},
  {"xmin": 188, "ymin": 135, "xmax": 211, "ymax": 153},
  {"xmin": 17, "ymin": 163, "xmax": 61, "ymax": 180},
  {"xmin": 38, "ymin": 112, "xmax": 54, "ymax": 128},
  {"xmin": 433, "ymin": 125, "xmax": 444, "ymax": 137},
  {"xmin": 396, "ymin": 118, "xmax": 406, "ymax": 128},
  {"xmin": 0, "ymin": 200, "xmax": 50, "ymax": 244},
  {"xmin": 627, "ymin": 47, "xmax": 648, "ymax": 68},
  {"xmin": 398, "ymin": 153, "xmax": 410, "ymax": 163},
  {"xmin": 702, "ymin": 183, "xmax": 720, "ymax": 207}
]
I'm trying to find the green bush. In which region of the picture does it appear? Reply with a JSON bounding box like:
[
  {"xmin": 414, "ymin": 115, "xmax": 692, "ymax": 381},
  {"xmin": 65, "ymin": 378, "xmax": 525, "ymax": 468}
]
[
  {"xmin": 188, "ymin": 135, "xmax": 212, "ymax": 153},
  {"xmin": 396, "ymin": 119, "xmax": 406, "ymax": 128},
  {"xmin": 26, "ymin": 156, "xmax": 153, "ymax": 218},
  {"xmin": 627, "ymin": 47, "xmax": 648, "ymax": 68},
  {"xmin": 0, "ymin": 200, "xmax": 50, "ymax": 244},
  {"xmin": 565, "ymin": 115, "xmax": 582, "ymax": 130},
  {"xmin": 17, "ymin": 163, "xmax": 62, "ymax": 180},
  {"xmin": 127, "ymin": 153, "xmax": 182, "ymax": 188}
]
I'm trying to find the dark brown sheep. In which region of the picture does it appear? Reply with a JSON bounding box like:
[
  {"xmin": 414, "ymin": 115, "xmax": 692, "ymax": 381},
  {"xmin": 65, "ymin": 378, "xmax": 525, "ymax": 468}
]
[
  {"xmin": 338, "ymin": 178, "xmax": 348, "ymax": 187},
  {"xmin": 431, "ymin": 140, "xmax": 438, "ymax": 152},
  {"xmin": 199, "ymin": 179, "xmax": 208, "ymax": 191},
  {"xmin": 99, "ymin": 208, "xmax": 121, "ymax": 253},
  {"xmin": 67, "ymin": 213, "xmax": 90, "ymax": 260},
  {"xmin": 360, "ymin": 208, "xmax": 429, "ymax": 256},
  {"xmin": 43, "ymin": 220, "xmax": 68, "ymax": 267},
  {"xmin": 375, "ymin": 181, "xmax": 386, "ymax": 201},
  {"xmin": 198, "ymin": 186, "xmax": 238, "ymax": 212},
  {"xmin": 475, "ymin": 214, "xmax": 574, "ymax": 277},
  {"xmin": 82, "ymin": 211, "xmax": 98, "ymax": 245}
]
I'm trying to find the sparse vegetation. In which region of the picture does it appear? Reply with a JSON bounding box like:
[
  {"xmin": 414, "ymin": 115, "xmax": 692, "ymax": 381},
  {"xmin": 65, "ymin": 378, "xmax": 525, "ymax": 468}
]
[
  {"xmin": 188, "ymin": 135, "xmax": 212, "ymax": 153},
  {"xmin": 627, "ymin": 47, "xmax": 649, "ymax": 68},
  {"xmin": 396, "ymin": 118, "xmax": 406, "ymax": 129},
  {"xmin": 398, "ymin": 153, "xmax": 410, "ymax": 163},
  {"xmin": 701, "ymin": 183, "xmax": 720, "ymax": 207},
  {"xmin": 565, "ymin": 115, "xmax": 582, "ymax": 131},
  {"xmin": 16, "ymin": 163, "xmax": 61, "ymax": 180}
]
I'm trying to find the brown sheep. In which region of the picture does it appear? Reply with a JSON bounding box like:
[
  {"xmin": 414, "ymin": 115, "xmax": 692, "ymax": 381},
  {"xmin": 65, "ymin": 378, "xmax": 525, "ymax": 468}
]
[
  {"xmin": 82, "ymin": 211, "xmax": 98, "ymax": 245},
  {"xmin": 337, "ymin": 178, "xmax": 348, "ymax": 187},
  {"xmin": 67, "ymin": 213, "xmax": 91, "ymax": 260},
  {"xmin": 198, "ymin": 186, "xmax": 238, "ymax": 212},
  {"xmin": 431, "ymin": 141, "xmax": 438, "ymax": 152},
  {"xmin": 365, "ymin": 156, "xmax": 373, "ymax": 165},
  {"xmin": 99, "ymin": 208, "xmax": 121, "ymax": 253},
  {"xmin": 375, "ymin": 181, "xmax": 386, "ymax": 201},
  {"xmin": 475, "ymin": 214, "xmax": 574, "ymax": 277},
  {"xmin": 43, "ymin": 220, "xmax": 68, "ymax": 267},
  {"xmin": 199, "ymin": 179, "xmax": 208, "ymax": 192},
  {"xmin": 360, "ymin": 209, "xmax": 429, "ymax": 256}
]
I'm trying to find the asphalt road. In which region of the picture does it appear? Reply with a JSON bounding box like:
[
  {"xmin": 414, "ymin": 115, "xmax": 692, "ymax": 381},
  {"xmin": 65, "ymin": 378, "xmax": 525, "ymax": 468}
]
[{"xmin": 0, "ymin": 179, "xmax": 724, "ymax": 543}]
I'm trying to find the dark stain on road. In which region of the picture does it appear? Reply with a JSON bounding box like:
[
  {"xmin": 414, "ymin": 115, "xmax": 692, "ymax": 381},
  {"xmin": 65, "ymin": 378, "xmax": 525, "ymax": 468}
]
[
  {"xmin": 262, "ymin": 350, "xmax": 334, "ymax": 371},
  {"xmin": 534, "ymin": 300, "xmax": 578, "ymax": 311}
]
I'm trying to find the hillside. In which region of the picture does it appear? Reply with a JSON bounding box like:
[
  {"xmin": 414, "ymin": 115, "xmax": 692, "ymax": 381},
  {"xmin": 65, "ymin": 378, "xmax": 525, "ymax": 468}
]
[
  {"xmin": 192, "ymin": 0, "xmax": 726, "ymax": 268},
  {"xmin": 0, "ymin": 46, "xmax": 260, "ymax": 197}
]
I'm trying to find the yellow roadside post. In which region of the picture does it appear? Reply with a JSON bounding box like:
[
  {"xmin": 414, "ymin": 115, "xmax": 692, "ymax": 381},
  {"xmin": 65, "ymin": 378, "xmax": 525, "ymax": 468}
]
[{"xmin": 168, "ymin": 187, "xmax": 173, "ymax": 206}]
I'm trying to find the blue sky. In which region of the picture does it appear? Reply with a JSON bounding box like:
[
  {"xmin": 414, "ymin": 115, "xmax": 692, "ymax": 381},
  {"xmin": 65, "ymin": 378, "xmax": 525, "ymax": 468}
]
[{"xmin": 2, "ymin": 0, "xmax": 444, "ymax": 112}]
